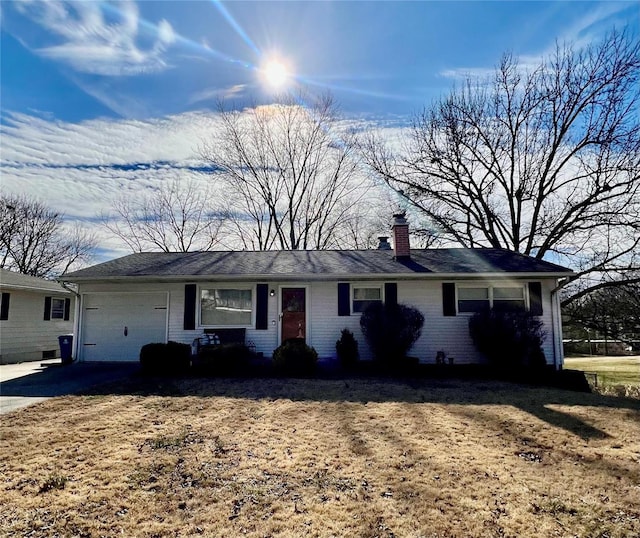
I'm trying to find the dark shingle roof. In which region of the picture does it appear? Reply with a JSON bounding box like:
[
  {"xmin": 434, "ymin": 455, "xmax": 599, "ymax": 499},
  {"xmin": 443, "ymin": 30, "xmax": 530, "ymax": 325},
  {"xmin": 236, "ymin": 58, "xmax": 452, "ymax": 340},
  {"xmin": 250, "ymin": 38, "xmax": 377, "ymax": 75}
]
[{"xmin": 61, "ymin": 249, "xmax": 572, "ymax": 282}]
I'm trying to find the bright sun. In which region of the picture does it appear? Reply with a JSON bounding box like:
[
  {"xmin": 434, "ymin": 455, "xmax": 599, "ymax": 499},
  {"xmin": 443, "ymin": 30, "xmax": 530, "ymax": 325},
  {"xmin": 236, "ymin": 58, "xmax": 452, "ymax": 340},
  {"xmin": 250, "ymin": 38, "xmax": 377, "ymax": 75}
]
[{"xmin": 261, "ymin": 58, "xmax": 292, "ymax": 90}]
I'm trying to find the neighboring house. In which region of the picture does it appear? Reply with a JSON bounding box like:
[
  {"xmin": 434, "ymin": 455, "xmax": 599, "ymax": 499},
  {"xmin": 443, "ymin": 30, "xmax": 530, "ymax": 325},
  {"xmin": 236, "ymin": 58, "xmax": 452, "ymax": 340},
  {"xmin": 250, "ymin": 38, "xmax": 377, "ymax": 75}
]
[
  {"xmin": 0, "ymin": 268, "xmax": 75, "ymax": 364},
  {"xmin": 60, "ymin": 216, "xmax": 573, "ymax": 368}
]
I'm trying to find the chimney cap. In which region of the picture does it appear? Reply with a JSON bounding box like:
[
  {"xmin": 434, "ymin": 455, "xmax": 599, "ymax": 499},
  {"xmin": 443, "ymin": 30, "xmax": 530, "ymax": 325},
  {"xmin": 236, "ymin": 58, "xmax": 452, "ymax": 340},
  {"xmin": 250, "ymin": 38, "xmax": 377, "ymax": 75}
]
[
  {"xmin": 377, "ymin": 236, "xmax": 392, "ymax": 250},
  {"xmin": 393, "ymin": 212, "xmax": 407, "ymax": 225}
]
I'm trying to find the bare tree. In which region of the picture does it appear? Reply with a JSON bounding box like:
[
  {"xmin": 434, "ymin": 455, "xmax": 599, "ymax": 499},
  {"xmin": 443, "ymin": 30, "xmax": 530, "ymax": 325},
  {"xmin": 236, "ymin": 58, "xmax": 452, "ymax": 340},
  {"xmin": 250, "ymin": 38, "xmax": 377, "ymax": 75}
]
[
  {"xmin": 564, "ymin": 279, "xmax": 640, "ymax": 348},
  {"xmin": 360, "ymin": 29, "xmax": 640, "ymax": 305},
  {"xmin": 102, "ymin": 176, "xmax": 226, "ymax": 252},
  {"xmin": 201, "ymin": 92, "xmax": 371, "ymax": 250},
  {"xmin": 0, "ymin": 192, "xmax": 96, "ymax": 278}
]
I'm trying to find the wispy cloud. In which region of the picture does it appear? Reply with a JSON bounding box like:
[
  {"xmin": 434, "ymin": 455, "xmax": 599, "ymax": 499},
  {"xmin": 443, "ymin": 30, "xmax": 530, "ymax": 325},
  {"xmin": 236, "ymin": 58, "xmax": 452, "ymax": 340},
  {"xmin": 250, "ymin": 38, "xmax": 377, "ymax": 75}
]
[
  {"xmin": 554, "ymin": 2, "xmax": 636, "ymax": 49},
  {"xmin": 438, "ymin": 67, "xmax": 496, "ymax": 82},
  {"xmin": 14, "ymin": 0, "xmax": 176, "ymax": 76},
  {"xmin": 189, "ymin": 84, "xmax": 249, "ymax": 106},
  {"xmin": 438, "ymin": 2, "xmax": 637, "ymax": 82},
  {"xmin": 0, "ymin": 110, "xmax": 403, "ymax": 258}
]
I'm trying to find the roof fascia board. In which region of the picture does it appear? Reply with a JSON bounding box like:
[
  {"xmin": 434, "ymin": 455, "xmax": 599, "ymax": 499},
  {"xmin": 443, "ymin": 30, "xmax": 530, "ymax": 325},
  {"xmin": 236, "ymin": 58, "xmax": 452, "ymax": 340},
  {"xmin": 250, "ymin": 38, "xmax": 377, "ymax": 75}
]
[
  {"xmin": 0, "ymin": 283, "xmax": 72, "ymax": 294},
  {"xmin": 60, "ymin": 271, "xmax": 573, "ymax": 284}
]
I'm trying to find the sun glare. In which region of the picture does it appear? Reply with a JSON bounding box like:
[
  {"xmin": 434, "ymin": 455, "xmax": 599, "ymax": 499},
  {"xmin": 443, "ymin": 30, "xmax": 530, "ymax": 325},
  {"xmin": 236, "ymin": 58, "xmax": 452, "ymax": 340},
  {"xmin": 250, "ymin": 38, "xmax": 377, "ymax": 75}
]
[{"xmin": 261, "ymin": 58, "xmax": 292, "ymax": 90}]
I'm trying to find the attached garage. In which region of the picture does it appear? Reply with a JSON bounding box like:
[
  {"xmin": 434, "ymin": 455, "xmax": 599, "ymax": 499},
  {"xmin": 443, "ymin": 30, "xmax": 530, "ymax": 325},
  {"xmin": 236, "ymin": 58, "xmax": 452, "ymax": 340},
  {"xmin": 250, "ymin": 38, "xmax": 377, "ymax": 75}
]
[{"xmin": 80, "ymin": 292, "xmax": 168, "ymax": 362}]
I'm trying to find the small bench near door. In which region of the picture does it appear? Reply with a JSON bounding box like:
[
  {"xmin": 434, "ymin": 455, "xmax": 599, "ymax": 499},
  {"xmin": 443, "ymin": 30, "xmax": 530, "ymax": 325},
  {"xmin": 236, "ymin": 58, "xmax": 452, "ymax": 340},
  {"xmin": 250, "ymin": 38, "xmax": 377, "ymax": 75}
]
[
  {"xmin": 204, "ymin": 328, "xmax": 246, "ymax": 345},
  {"xmin": 192, "ymin": 328, "xmax": 247, "ymax": 356}
]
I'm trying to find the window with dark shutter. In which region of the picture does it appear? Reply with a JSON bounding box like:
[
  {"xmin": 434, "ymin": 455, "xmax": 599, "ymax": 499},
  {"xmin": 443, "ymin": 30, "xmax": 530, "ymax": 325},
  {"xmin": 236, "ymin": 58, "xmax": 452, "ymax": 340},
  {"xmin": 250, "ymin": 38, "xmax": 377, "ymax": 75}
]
[
  {"xmin": 0, "ymin": 293, "xmax": 10, "ymax": 320},
  {"xmin": 183, "ymin": 284, "xmax": 197, "ymax": 330},
  {"xmin": 338, "ymin": 283, "xmax": 350, "ymax": 316},
  {"xmin": 442, "ymin": 283, "xmax": 456, "ymax": 316},
  {"xmin": 384, "ymin": 283, "xmax": 397, "ymax": 306},
  {"xmin": 44, "ymin": 296, "xmax": 52, "ymax": 320},
  {"xmin": 528, "ymin": 282, "xmax": 543, "ymax": 316},
  {"xmin": 256, "ymin": 284, "xmax": 268, "ymax": 330},
  {"xmin": 63, "ymin": 298, "xmax": 71, "ymax": 321}
]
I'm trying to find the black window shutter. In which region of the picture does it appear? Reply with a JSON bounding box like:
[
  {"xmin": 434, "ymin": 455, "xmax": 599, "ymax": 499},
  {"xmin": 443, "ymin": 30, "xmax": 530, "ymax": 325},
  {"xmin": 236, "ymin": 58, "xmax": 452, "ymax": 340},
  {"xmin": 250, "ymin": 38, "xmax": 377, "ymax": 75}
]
[
  {"xmin": 256, "ymin": 284, "xmax": 268, "ymax": 330},
  {"xmin": 63, "ymin": 298, "xmax": 71, "ymax": 321},
  {"xmin": 0, "ymin": 292, "xmax": 10, "ymax": 320},
  {"xmin": 44, "ymin": 296, "xmax": 52, "ymax": 321},
  {"xmin": 183, "ymin": 284, "xmax": 197, "ymax": 330},
  {"xmin": 338, "ymin": 283, "xmax": 351, "ymax": 316},
  {"xmin": 442, "ymin": 283, "xmax": 456, "ymax": 316},
  {"xmin": 384, "ymin": 282, "xmax": 398, "ymax": 306},
  {"xmin": 529, "ymin": 282, "xmax": 543, "ymax": 316}
]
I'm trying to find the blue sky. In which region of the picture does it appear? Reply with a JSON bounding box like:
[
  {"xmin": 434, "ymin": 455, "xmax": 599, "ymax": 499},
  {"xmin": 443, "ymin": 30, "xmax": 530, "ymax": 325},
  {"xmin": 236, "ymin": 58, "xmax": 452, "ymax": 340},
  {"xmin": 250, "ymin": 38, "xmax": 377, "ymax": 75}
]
[{"xmin": 1, "ymin": 0, "xmax": 638, "ymax": 258}]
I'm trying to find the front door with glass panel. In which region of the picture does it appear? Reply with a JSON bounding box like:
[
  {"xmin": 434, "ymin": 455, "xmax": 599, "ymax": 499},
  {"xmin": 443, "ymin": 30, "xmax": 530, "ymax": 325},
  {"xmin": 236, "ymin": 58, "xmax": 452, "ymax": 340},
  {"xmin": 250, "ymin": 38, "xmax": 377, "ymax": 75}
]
[{"xmin": 281, "ymin": 288, "xmax": 306, "ymax": 342}]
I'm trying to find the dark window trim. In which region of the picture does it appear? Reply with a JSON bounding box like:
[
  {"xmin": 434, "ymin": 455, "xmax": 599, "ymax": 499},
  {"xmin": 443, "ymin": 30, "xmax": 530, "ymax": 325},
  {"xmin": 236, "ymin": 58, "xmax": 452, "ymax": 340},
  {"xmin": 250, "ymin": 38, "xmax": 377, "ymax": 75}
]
[
  {"xmin": 0, "ymin": 292, "xmax": 10, "ymax": 320},
  {"xmin": 255, "ymin": 283, "xmax": 269, "ymax": 330},
  {"xmin": 184, "ymin": 284, "xmax": 197, "ymax": 330},
  {"xmin": 338, "ymin": 283, "xmax": 350, "ymax": 316}
]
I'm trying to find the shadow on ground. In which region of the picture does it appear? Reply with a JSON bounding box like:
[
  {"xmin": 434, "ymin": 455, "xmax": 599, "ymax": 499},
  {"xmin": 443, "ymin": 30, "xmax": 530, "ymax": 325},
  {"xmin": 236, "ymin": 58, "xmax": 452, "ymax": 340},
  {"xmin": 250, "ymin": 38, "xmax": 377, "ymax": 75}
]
[
  {"xmin": 3, "ymin": 361, "xmax": 639, "ymax": 441},
  {"xmin": 96, "ymin": 367, "xmax": 640, "ymax": 441},
  {"xmin": 0, "ymin": 362, "xmax": 139, "ymax": 398}
]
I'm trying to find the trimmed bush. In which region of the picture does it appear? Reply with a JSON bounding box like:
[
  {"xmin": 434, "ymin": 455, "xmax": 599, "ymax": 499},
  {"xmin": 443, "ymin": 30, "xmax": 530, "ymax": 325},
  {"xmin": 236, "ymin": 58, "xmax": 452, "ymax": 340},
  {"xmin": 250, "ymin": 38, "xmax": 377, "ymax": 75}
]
[
  {"xmin": 468, "ymin": 308, "xmax": 547, "ymax": 370},
  {"xmin": 193, "ymin": 343, "xmax": 255, "ymax": 376},
  {"xmin": 336, "ymin": 328, "xmax": 359, "ymax": 369},
  {"xmin": 359, "ymin": 302, "xmax": 425, "ymax": 366},
  {"xmin": 140, "ymin": 341, "xmax": 191, "ymax": 374},
  {"xmin": 273, "ymin": 338, "xmax": 318, "ymax": 376}
]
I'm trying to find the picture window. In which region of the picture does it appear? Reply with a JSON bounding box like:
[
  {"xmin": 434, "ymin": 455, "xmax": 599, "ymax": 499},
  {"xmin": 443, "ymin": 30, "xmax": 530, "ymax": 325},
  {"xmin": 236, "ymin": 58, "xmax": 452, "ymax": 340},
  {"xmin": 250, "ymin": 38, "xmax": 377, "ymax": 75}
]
[{"xmin": 200, "ymin": 288, "xmax": 252, "ymax": 326}]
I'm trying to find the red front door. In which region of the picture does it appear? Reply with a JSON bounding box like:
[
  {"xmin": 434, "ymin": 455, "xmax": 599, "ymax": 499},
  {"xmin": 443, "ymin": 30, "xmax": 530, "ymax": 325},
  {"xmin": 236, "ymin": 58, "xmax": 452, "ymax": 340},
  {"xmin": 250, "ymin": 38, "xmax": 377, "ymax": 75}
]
[{"xmin": 281, "ymin": 288, "xmax": 306, "ymax": 342}]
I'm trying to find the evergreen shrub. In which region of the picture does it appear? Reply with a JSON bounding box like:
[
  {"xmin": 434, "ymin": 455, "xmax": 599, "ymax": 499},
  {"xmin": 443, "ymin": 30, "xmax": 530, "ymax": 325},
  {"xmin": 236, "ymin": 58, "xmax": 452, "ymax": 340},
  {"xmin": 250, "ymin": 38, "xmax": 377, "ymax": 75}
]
[{"xmin": 273, "ymin": 338, "xmax": 318, "ymax": 376}]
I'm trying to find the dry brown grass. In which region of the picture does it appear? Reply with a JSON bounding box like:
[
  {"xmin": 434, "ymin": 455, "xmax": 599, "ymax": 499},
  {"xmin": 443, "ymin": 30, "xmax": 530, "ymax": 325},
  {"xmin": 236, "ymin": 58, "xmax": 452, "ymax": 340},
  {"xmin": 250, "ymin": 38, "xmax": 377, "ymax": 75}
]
[
  {"xmin": 564, "ymin": 356, "xmax": 640, "ymax": 399},
  {"xmin": 1, "ymin": 376, "xmax": 639, "ymax": 538}
]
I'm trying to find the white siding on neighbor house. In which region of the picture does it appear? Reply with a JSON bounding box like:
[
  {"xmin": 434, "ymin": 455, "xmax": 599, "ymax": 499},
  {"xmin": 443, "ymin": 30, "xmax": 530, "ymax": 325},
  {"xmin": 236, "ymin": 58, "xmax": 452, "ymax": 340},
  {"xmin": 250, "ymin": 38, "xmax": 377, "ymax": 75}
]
[
  {"xmin": 75, "ymin": 276, "xmax": 559, "ymax": 365},
  {"xmin": 0, "ymin": 289, "xmax": 74, "ymax": 363}
]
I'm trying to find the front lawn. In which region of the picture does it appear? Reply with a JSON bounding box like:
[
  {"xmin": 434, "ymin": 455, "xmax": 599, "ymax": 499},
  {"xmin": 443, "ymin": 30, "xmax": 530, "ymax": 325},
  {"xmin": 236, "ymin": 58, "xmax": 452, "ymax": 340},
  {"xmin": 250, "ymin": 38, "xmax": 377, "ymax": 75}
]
[
  {"xmin": 564, "ymin": 356, "xmax": 640, "ymax": 387},
  {"xmin": 1, "ymin": 376, "xmax": 639, "ymax": 537}
]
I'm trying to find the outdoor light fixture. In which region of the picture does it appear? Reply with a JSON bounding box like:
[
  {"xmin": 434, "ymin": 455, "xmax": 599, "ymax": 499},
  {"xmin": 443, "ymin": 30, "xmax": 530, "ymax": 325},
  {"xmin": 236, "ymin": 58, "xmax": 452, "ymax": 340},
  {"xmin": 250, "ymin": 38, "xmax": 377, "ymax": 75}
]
[{"xmin": 270, "ymin": 289, "xmax": 275, "ymax": 297}]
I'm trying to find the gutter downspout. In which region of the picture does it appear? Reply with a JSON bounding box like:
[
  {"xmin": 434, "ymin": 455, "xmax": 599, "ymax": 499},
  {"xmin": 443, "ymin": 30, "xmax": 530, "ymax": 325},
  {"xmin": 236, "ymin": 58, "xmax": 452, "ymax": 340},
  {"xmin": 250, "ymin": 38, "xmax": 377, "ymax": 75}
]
[
  {"xmin": 59, "ymin": 281, "xmax": 81, "ymax": 363},
  {"xmin": 550, "ymin": 277, "xmax": 571, "ymax": 370}
]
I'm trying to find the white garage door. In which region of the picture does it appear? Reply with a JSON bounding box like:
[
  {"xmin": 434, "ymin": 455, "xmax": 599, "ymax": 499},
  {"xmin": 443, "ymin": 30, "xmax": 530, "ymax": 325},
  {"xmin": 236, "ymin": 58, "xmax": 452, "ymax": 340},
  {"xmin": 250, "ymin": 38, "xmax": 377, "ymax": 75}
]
[{"xmin": 81, "ymin": 293, "xmax": 168, "ymax": 362}]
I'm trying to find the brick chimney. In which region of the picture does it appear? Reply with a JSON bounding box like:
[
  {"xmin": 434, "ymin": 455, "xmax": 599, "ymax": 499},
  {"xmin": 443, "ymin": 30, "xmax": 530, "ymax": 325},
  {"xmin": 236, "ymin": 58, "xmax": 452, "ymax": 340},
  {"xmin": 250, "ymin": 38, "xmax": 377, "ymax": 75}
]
[{"xmin": 392, "ymin": 213, "xmax": 410, "ymax": 259}]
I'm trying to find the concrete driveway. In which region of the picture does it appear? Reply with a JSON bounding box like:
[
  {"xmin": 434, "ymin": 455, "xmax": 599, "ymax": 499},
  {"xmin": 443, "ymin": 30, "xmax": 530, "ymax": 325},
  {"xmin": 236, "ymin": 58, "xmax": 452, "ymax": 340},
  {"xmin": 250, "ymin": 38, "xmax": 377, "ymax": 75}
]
[{"xmin": 0, "ymin": 360, "xmax": 139, "ymax": 414}]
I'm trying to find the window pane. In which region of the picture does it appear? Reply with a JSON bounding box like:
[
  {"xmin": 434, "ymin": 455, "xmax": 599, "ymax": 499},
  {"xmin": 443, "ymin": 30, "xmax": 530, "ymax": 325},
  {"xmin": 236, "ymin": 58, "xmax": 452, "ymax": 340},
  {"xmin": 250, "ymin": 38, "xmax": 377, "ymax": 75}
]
[
  {"xmin": 353, "ymin": 288, "xmax": 381, "ymax": 301},
  {"xmin": 51, "ymin": 298, "xmax": 65, "ymax": 319},
  {"xmin": 493, "ymin": 300, "xmax": 526, "ymax": 311},
  {"xmin": 458, "ymin": 287, "xmax": 488, "ymax": 300},
  {"xmin": 201, "ymin": 289, "xmax": 252, "ymax": 326},
  {"xmin": 458, "ymin": 299, "xmax": 490, "ymax": 313},
  {"xmin": 353, "ymin": 300, "xmax": 381, "ymax": 313},
  {"xmin": 353, "ymin": 287, "xmax": 382, "ymax": 313},
  {"xmin": 493, "ymin": 287, "xmax": 524, "ymax": 300}
]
